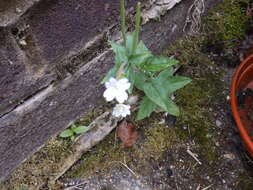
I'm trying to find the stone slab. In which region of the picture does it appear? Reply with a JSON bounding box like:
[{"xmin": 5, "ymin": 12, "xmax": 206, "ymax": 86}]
[{"xmin": 0, "ymin": 0, "xmax": 144, "ymax": 116}]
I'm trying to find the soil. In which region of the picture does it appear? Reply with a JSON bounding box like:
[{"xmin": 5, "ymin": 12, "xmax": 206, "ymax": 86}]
[{"xmin": 1, "ymin": 0, "xmax": 253, "ymax": 190}]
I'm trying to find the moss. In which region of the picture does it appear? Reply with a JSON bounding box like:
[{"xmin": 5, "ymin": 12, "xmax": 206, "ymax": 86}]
[
  {"xmin": 237, "ymin": 177, "xmax": 253, "ymax": 190},
  {"xmin": 206, "ymin": 0, "xmax": 249, "ymax": 41},
  {"xmin": 164, "ymin": 22, "xmax": 225, "ymax": 164},
  {"xmin": 65, "ymin": 117, "xmax": 178, "ymax": 179},
  {"xmin": 174, "ymin": 79, "xmax": 220, "ymax": 163},
  {"xmin": 0, "ymin": 137, "xmax": 73, "ymax": 190}
]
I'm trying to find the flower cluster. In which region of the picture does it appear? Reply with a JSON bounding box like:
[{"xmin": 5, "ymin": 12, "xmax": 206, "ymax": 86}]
[{"xmin": 103, "ymin": 77, "xmax": 131, "ymax": 118}]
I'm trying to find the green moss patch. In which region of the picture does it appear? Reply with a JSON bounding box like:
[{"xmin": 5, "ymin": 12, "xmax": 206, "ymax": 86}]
[
  {"xmin": 64, "ymin": 117, "xmax": 178, "ymax": 179},
  {"xmin": 206, "ymin": 0, "xmax": 249, "ymax": 41}
]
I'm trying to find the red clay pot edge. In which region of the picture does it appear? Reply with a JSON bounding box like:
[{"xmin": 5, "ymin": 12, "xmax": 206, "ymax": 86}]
[
  {"xmin": 230, "ymin": 54, "xmax": 253, "ymax": 158},
  {"xmin": 236, "ymin": 63, "xmax": 253, "ymax": 90}
]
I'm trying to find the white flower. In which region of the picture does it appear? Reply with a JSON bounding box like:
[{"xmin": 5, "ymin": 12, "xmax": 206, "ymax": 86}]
[
  {"xmin": 112, "ymin": 104, "xmax": 131, "ymax": 117},
  {"xmin": 103, "ymin": 77, "xmax": 131, "ymax": 103}
]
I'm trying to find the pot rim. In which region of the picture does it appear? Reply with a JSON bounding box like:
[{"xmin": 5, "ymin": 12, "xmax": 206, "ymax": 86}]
[{"xmin": 230, "ymin": 54, "xmax": 253, "ymax": 158}]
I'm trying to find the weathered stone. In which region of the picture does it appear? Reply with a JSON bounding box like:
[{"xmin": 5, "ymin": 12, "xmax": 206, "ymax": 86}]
[
  {"xmin": 0, "ymin": 0, "xmax": 39, "ymax": 27},
  {"xmin": 19, "ymin": 0, "xmax": 146, "ymax": 63},
  {"xmin": 0, "ymin": 0, "xmax": 145, "ymax": 116},
  {"xmin": 0, "ymin": 28, "xmax": 55, "ymax": 116}
]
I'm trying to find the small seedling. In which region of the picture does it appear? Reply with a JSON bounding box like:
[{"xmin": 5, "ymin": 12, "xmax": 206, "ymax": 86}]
[
  {"xmin": 102, "ymin": 0, "xmax": 191, "ymax": 120},
  {"xmin": 59, "ymin": 124, "xmax": 89, "ymax": 141}
]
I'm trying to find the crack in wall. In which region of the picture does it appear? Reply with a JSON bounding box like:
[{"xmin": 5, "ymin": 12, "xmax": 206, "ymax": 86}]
[{"xmin": 0, "ymin": 80, "xmax": 55, "ymax": 119}]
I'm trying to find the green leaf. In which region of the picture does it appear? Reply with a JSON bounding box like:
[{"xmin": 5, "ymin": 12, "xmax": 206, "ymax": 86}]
[
  {"xmin": 141, "ymin": 56, "xmax": 179, "ymax": 72},
  {"xmin": 163, "ymin": 76, "xmax": 192, "ymax": 94},
  {"xmin": 134, "ymin": 72, "xmax": 148, "ymax": 91},
  {"xmin": 73, "ymin": 126, "xmax": 90, "ymax": 134},
  {"xmin": 60, "ymin": 129, "xmax": 74, "ymax": 138},
  {"xmin": 136, "ymin": 41, "xmax": 150, "ymax": 54},
  {"xmin": 158, "ymin": 67, "xmax": 175, "ymax": 78},
  {"xmin": 143, "ymin": 82, "xmax": 180, "ymax": 116},
  {"xmin": 163, "ymin": 98, "xmax": 180, "ymax": 116},
  {"xmin": 137, "ymin": 96, "xmax": 157, "ymax": 120},
  {"xmin": 70, "ymin": 136, "xmax": 75, "ymax": 141},
  {"xmin": 101, "ymin": 67, "xmax": 117, "ymax": 84},
  {"xmin": 125, "ymin": 66, "xmax": 136, "ymax": 94},
  {"xmin": 109, "ymin": 41, "xmax": 128, "ymax": 66},
  {"xmin": 154, "ymin": 75, "xmax": 191, "ymax": 95},
  {"xmin": 71, "ymin": 124, "xmax": 77, "ymax": 129},
  {"xmin": 130, "ymin": 41, "xmax": 152, "ymax": 67},
  {"xmin": 126, "ymin": 33, "xmax": 134, "ymax": 55}
]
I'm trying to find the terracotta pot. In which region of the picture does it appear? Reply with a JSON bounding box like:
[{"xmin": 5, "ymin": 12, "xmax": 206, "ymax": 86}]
[{"xmin": 231, "ymin": 54, "xmax": 253, "ymax": 158}]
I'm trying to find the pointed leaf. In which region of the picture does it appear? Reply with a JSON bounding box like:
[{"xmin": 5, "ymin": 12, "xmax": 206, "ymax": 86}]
[
  {"xmin": 73, "ymin": 126, "xmax": 89, "ymax": 134},
  {"xmin": 143, "ymin": 82, "xmax": 180, "ymax": 116},
  {"xmin": 163, "ymin": 98, "xmax": 180, "ymax": 116},
  {"xmin": 137, "ymin": 96, "xmax": 157, "ymax": 120},
  {"xmin": 136, "ymin": 41, "xmax": 150, "ymax": 54},
  {"xmin": 71, "ymin": 124, "xmax": 77, "ymax": 129},
  {"xmin": 158, "ymin": 67, "xmax": 175, "ymax": 78},
  {"xmin": 109, "ymin": 41, "xmax": 128, "ymax": 66},
  {"xmin": 126, "ymin": 33, "xmax": 134, "ymax": 55},
  {"xmin": 60, "ymin": 129, "xmax": 74, "ymax": 138},
  {"xmin": 101, "ymin": 67, "xmax": 117, "ymax": 84},
  {"xmin": 134, "ymin": 72, "xmax": 148, "ymax": 91},
  {"xmin": 130, "ymin": 41, "xmax": 152, "ymax": 67},
  {"xmin": 165, "ymin": 76, "xmax": 192, "ymax": 94},
  {"xmin": 154, "ymin": 76, "xmax": 191, "ymax": 95},
  {"xmin": 143, "ymin": 82, "xmax": 167, "ymax": 110},
  {"xmin": 70, "ymin": 136, "xmax": 75, "ymax": 141},
  {"xmin": 141, "ymin": 56, "xmax": 179, "ymax": 72}
]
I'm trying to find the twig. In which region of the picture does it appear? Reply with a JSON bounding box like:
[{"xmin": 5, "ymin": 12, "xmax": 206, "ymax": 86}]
[
  {"xmin": 202, "ymin": 184, "xmax": 213, "ymax": 190},
  {"xmin": 111, "ymin": 157, "xmax": 138, "ymax": 178},
  {"xmin": 196, "ymin": 184, "xmax": 201, "ymax": 190},
  {"xmin": 186, "ymin": 147, "xmax": 202, "ymax": 165},
  {"xmin": 112, "ymin": 161, "xmax": 138, "ymax": 178},
  {"xmin": 64, "ymin": 182, "xmax": 87, "ymax": 190},
  {"xmin": 187, "ymin": 125, "xmax": 192, "ymax": 138}
]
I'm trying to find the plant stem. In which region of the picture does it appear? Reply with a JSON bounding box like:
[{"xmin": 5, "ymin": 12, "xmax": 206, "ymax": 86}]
[
  {"xmin": 116, "ymin": 62, "xmax": 127, "ymax": 79},
  {"xmin": 132, "ymin": 2, "xmax": 141, "ymax": 55},
  {"xmin": 120, "ymin": 0, "xmax": 126, "ymax": 46}
]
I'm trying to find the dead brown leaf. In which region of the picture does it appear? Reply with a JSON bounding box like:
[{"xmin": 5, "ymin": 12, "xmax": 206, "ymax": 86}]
[{"xmin": 116, "ymin": 120, "xmax": 138, "ymax": 148}]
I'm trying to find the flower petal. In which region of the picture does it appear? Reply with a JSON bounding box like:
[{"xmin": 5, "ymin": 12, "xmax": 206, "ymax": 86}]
[
  {"xmin": 112, "ymin": 104, "xmax": 131, "ymax": 118},
  {"xmin": 105, "ymin": 77, "xmax": 117, "ymax": 88},
  {"xmin": 118, "ymin": 78, "xmax": 131, "ymax": 91},
  {"xmin": 103, "ymin": 88, "xmax": 115, "ymax": 102},
  {"xmin": 115, "ymin": 90, "xmax": 128, "ymax": 103}
]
